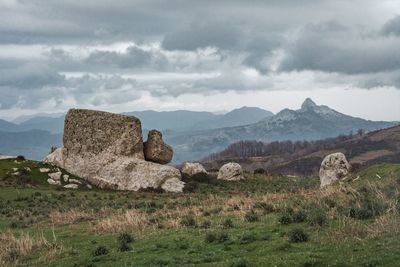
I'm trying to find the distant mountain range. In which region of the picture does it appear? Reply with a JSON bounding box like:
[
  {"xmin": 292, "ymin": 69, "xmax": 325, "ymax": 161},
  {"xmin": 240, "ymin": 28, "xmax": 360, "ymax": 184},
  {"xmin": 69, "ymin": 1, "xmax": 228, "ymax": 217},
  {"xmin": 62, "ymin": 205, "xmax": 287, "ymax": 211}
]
[
  {"xmin": 165, "ymin": 98, "xmax": 397, "ymax": 162},
  {"xmin": 0, "ymin": 99, "xmax": 397, "ymax": 161}
]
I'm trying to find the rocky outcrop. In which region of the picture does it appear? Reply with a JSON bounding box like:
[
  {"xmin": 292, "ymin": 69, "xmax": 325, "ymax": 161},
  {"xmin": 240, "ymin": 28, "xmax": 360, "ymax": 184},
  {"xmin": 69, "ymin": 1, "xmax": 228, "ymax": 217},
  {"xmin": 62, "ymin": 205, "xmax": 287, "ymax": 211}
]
[
  {"xmin": 45, "ymin": 109, "xmax": 184, "ymax": 192},
  {"xmin": 217, "ymin": 162, "xmax": 244, "ymax": 181},
  {"xmin": 143, "ymin": 130, "xmax": 173, "ymax": 164},
  {"xmin": 181, "ymin": 162, "xmax": 208, "ymax": 177},
  {"xmin": 319, "ymin": 152, "xmax": 351, "ymax": 188}
]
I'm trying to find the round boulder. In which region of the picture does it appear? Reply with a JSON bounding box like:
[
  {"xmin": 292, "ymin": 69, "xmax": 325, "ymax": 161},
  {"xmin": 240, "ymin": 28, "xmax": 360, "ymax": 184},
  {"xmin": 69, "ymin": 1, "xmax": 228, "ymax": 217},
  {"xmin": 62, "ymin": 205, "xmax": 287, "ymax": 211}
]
[
  {"xmin": 143, "ymin": 130, "xmax": 173, "ymax": 164},
  {"xmin": 319, "ymin": 152, "xmax": 351, "ymax": 188},
  {"xmin": 181, "ymin": 162, "xmax": 208, "ymax": 177},
  {"xmin": 217, "ymin": 162, "xmax": 244, "ymax": 181}
]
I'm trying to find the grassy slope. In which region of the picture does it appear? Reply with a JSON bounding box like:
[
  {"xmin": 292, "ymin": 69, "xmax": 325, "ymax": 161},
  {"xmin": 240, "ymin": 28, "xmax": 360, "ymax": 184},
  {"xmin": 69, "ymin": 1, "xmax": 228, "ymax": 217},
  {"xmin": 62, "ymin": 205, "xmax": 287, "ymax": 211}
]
[{"xmin": 0, "ymin": 159, "xmax": 399, "ymax": 267}]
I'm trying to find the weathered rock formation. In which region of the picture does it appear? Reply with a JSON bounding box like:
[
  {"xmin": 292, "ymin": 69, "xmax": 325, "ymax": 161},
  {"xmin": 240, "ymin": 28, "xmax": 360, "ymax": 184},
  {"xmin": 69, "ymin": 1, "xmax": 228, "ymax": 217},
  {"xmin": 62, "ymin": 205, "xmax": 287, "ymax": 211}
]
[
  {"xmin": 319, "ymin": 152, "xmax": 351, "ymax": 188},
  {"xmin": 181, "ymin": 162, "xmax": 208, "ymax": 177},
  {"xmin": 144, "ymin": 130, "xmax": 173, "ymax": 164},
  {"xmin": 45, "ymin": 109, "xmax": 184, "ymax": 192},
  {"xmin": 217, "ymin": 162, "xmax": 244, "ymax": 181}
]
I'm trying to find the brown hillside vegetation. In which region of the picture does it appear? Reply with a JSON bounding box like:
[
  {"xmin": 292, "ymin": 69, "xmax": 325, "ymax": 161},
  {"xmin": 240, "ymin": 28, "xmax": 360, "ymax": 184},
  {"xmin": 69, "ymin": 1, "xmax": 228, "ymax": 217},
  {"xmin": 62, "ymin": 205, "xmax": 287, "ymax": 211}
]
[{"xmin": 202, "ymin": 125, "xmax": 400, "ymax": 176}]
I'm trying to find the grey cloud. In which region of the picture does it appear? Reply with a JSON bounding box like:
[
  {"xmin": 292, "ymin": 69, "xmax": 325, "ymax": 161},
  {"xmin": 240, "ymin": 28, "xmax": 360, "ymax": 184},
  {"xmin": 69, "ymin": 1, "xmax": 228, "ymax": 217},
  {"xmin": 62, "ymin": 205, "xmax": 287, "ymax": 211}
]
[
  {"xmin": 0, "ymin": 63, "xmax": 65, "ymax": 89},
  {"xmin": 162, "ymin": 22, "xmax": 240, "ymax": 51},
  {"xmin": 279, "ymin": 21, "xmax": 400, "ymax": 75},
  {"xmin": 381, "ymin": 15, "xmax": 400, "ymax": 36},
  {"xmin": 85, "ymin": 46, "xmax": 168, "ymax": 70}
]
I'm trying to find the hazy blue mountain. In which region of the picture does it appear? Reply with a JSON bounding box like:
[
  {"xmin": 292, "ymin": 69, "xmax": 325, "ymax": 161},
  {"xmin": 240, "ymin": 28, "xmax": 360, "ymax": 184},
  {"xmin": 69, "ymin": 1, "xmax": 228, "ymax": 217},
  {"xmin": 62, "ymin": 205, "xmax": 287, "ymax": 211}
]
[
  {"xmin": 12, "ymin": 112, "xmax": 65, "ymax": 124},
  {"xmin": 193, "ymin": 107, "xmax": 273, "ymax": 130},
  {"xmin": 124, "ymin": 106, "xmax": 273, "ymax": 131},
  {"xmin": 165, "ymin": 98, "xmax": 397, "ymax": 163},
  {"xmin": 123, "ymin": 110, "xmax": 218, "ymax": 131},
  {"xmin": 0, "ymin": 119, "xmax": 20, "ymax": 132},
  {"xmin": 19, "ymin": 116, "xmax": 65, "ymax": 134},
  {"xmin": 0, "ymin": 130, "xmax": 62, "ymax": 160}
]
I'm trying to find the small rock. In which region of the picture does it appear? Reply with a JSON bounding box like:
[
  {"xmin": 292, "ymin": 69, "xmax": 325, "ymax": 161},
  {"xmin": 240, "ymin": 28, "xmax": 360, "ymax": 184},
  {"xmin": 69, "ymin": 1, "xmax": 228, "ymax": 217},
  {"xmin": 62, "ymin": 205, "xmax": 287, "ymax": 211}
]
[
  {"xmin": 12, "ymin": 172, "xmax": 20, "ymax": 176},
  {"xmin": 63, "ymin": 174, "xmax": 69, "ymax": 182},
  {"xmin": 39, "ymin": 168, "xmax": 51, "ymax": 173},
  {"xmin": 319, "ymin": 152, "xmax": 351, "ymax": 188},
  {"xmin": 69, "ymin": 178, "xmax": 82, "ymax": 184},
  {"xmin": 63, "ymin": 184, "xmax": 78, "ymax": 189},
  {"xmin": 12, "ymin": 168, "xmax": 18, "ymax": 171},
  {"xmin": 23, "ymin": 167, "xmax": 31, "ymax": 173},
  {"xmin": 181, "ymin": 162, "xmax": 208, "ymax": 177},
  {"xmin": 86, "ymin": 184, "xmax": 93, "ymax": 189},
  {"xmin": 48, "ymin": 172, "xmax": 62, "ymax": 180},
  {"xmin": 161, "ymin": 178, "xmax": 185, "ymax": 193},
  {"xmin": 47, "ymin": 178, "xmax": 61, "ymax": 185},
  {"xmin": 217, "ymin": 162, "xmax": 244, "ymax": 181},
  {"xmin": 143, "ymin": 129, "xmax": 173, "ymax": 164}
]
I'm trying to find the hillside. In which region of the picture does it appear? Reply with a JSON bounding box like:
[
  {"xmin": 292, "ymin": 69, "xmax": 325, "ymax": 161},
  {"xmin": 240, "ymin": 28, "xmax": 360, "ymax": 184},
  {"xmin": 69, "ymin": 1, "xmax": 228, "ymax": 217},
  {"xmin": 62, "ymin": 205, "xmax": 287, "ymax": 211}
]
[
  {"xmin": 1, "ymin": 157, "xmax": 400, "ymax": 266},
  {"xmin": 166, "ymin": 98, "xmax": 396, "ymax": 162},
  {"xmin": 202, "ymin": 125, "xmax": 400, "ymax": 176}
]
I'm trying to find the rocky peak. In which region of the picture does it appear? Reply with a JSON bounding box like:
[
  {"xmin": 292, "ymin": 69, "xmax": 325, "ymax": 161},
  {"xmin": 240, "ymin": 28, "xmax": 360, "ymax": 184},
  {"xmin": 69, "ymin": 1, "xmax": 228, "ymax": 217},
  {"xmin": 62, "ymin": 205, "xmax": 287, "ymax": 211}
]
[{"xmin": 301, "ymin": 98, "xmax": 317, "ymax": 110}]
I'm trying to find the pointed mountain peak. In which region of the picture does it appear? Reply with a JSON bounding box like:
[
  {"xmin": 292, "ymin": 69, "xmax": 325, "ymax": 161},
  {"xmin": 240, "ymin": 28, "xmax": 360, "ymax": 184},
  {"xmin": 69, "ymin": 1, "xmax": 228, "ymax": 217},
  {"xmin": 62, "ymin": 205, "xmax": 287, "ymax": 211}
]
[{"xmin": 301, "ymin": 98, "xmax": 317, "ymax": 109}]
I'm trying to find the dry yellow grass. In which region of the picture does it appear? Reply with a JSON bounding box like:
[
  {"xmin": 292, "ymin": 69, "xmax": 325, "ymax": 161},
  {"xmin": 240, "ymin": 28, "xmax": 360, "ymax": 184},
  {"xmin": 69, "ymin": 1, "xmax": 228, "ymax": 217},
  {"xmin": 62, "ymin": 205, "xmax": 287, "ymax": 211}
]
[
  {"xmin": 49, "ymin": 210, "xmax": 95, "ymax": 225},
  {"xmin": 0, "ymin": 231, "xmax": 60, "ymax": 266},
  {"xmin": 93, "ymin": 210, "xmax": 150, "ymax": 234}
]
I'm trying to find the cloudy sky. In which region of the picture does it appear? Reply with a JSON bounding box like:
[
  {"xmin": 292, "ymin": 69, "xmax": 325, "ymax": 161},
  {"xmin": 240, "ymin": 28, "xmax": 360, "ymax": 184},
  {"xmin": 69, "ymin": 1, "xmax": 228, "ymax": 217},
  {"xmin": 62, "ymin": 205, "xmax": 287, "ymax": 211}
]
[{"xmin": 1, "ymin": 0, "xmax": 400, "ymax": 121}]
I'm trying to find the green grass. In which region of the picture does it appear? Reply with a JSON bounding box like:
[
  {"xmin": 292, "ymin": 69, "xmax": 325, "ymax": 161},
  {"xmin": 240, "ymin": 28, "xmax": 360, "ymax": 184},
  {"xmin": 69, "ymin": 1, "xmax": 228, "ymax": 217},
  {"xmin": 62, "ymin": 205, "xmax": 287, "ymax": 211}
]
[{"xmin": 0, "ymin": 159, "xmax": 400, "ymax": 266}]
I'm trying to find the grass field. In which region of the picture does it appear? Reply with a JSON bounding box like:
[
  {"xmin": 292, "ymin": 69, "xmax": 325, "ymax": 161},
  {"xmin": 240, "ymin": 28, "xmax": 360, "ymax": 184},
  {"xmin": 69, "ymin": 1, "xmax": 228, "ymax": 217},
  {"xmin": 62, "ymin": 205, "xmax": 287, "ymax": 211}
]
[{"xmin": 0, "ymin": 158, "xmax": 400, "ymax": 266}]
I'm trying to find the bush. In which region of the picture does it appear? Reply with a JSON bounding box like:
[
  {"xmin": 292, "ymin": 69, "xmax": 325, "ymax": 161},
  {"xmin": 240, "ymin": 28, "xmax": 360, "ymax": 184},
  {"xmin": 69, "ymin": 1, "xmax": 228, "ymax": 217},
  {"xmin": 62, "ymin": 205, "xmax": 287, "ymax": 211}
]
[
  {"xmin": 244, "ymin": 211, "xmax": 259, "ymax": 222},
  {"xmin": 348, "ymin": 198, "xmax": 386, "ymax": 220},
  {"xmin": 93, "ymin": 246, "xmax": 109, "ymax": 256},
  {"xmin": 288, "ymin": 228, "xmax": 309, "ymax": 243},
  {"xmin": 307, "ymin": 209, "xmax": 327, "ymax": 226},
  {"xmin": 278, "ymin": 213, "xmax": 293, "ymax": 225},
  {"xmin": 180, "ymin": 215, "xmax": 196, "ymax": 227},
  {"xmin": 254, "ymin": 168, "xmax": 267, "ymax": 175},
  {"xmin": 205, "ymin": 232, "xmax": 216, "ymax": 243},
  {"xmin": 252, "ymin": 202, "xmax": 274, "ymax": 213},
  {"xmin": 222, "ymin": 218, "xmax": 234, "ymax": 228},
  {"xmin": 118, "ymin": 241, "xmax": 130, "ymax": 252},
  {"xmin": 292, "ymin": 210, "xmax": 307, "ymax": 223},
  {"xmin": 238, "ymin": 231, "xmax": 257, "ymax": 244},
  {"xmin": 205, "ymin": 232, "xmax": 230, "ymax": 243},
  {"xmin": 16, "ymin": 155, "xmax": 25, "ymax": 161},
  {"xmin": 118, "ymin": 232, "xmax": 134, "ymax": 244},
  {"xmin": 175, "ymin": 237, "xmax": 189, "ymax": 250},
  {"xmin": 230, "ymin": 257, "xmax": 249, "ymax": 267},
  {"xmin": 201, "ymin": 220, "xmax": 212, "ymax": 229}
]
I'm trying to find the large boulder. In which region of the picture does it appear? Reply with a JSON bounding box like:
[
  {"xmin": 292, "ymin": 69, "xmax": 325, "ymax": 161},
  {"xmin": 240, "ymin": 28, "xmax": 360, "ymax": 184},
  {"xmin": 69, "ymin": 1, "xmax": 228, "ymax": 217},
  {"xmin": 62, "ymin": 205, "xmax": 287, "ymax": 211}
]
[
  {"xmin": 143, "ymin": 130, "xmax": 173, "ymax": 164},
  {"xmin": 319, "ymin": 152, "xmax": 351, "ymax": 188},
  {"xmin": 181, "ymin": 162, "xmax": 208, "ymax": 177},
  {"xmin": 217, "ymin": 162, "xmax": 244, "ymax": 181},
  {"xmin": 44, "ymin": 109, "xmax": 184, "ymax": 192}
]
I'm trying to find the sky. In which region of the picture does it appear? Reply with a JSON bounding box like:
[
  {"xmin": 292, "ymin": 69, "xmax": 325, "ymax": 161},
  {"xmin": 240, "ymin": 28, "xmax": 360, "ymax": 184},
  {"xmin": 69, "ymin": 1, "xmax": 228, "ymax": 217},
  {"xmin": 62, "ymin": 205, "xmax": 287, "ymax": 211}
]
[{"xmin": 0, "ymin": 0, "xmax": 400, "ymax": 121}]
